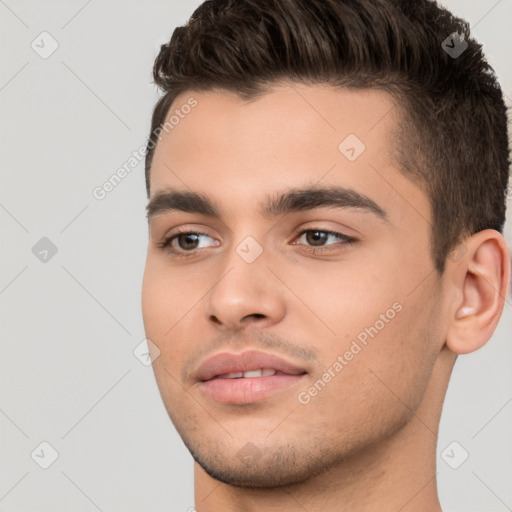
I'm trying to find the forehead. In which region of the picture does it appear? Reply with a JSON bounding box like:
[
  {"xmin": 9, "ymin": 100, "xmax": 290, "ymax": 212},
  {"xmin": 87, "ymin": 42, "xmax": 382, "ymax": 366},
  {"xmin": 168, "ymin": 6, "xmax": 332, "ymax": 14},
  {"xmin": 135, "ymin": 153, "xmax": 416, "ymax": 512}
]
[
  {"xmin": 152, "ymin": 84, "xmax": 396, "ymax": 171},
  {"xmin": 149, "ymin": 84, "xmax": 429, "ymax": 227}
]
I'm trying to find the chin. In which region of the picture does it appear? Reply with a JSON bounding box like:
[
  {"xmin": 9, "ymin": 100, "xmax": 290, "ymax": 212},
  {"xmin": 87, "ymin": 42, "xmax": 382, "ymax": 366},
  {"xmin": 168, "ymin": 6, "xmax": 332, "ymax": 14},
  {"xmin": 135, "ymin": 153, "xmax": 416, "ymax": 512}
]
[{"xmin": 186, "ymin": 436, "xmax": 337, "ymax": 488}]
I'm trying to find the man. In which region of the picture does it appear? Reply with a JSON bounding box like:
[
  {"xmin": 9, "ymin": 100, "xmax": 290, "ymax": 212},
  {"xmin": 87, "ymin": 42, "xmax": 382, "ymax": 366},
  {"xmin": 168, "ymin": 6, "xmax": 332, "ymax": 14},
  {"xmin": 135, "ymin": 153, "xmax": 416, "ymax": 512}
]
[{"xmin": 141, "ymin": 0, "xmax": 510, "ymax": 510}]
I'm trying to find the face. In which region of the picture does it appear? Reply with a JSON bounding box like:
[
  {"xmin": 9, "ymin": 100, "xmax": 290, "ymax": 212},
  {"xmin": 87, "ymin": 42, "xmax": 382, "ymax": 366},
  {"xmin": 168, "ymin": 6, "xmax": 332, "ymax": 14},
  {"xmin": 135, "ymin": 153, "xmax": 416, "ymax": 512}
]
[{"xmin": 141, "ymin": 84, "xmax": 447, "ymax": 487}]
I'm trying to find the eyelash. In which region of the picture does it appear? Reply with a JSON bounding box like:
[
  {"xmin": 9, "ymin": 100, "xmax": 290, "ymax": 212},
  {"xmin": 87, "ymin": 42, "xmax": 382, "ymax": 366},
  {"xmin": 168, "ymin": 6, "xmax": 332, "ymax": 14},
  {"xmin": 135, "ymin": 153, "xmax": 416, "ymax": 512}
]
[{"xmin": 157, "ymin": 228, "xmax": 358, "ymax": 259}]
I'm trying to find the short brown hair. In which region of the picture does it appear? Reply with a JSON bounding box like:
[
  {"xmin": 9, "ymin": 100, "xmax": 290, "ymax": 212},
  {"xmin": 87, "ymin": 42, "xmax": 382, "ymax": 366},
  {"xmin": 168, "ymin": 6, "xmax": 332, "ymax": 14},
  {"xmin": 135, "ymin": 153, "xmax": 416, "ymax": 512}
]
[{"xmin": 145, "ymin": 0, "xmax": 510, "ymax": 273}]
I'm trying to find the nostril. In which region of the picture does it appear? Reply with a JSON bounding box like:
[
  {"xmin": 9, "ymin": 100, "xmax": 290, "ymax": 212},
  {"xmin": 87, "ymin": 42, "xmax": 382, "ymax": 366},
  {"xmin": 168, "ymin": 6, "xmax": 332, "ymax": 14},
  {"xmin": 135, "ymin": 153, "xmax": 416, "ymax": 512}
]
[
  {"xmin": 208, "ymin": 313, "xmax": 267, "ymax": 326},
  {"xmin": 209, "ymin": 315, "xmax": 222, "ymax": 325},
  {"xmin": 248, "ymin": 313, "xmax": 265, "ymax": 319}
]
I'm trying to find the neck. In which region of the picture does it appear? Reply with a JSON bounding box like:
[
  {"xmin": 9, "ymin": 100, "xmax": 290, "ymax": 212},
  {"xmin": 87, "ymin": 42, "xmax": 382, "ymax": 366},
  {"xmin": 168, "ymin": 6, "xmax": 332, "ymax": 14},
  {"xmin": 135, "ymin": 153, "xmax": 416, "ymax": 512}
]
[{"xmin": 193, "ymin": 348, "xmax": 455, "ymax": 512}]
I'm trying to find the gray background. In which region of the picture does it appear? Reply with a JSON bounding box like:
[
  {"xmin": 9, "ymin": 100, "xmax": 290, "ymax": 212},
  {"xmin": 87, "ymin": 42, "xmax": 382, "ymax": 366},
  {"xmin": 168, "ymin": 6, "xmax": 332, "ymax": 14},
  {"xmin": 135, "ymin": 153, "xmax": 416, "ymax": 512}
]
[{"xmin": 0, "ymin": 1, "xmax": 511, "ymax": 511}]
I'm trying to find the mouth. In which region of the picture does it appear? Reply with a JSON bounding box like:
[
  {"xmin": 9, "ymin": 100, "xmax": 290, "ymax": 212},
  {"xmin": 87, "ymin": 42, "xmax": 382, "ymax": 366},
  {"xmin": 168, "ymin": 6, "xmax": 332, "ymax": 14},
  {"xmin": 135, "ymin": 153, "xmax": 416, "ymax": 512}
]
[
  {"xmin": 195, "ymin": 350, "xmax": 308, "ymax": 404},
  {"xmin": 212, "ymin": 368, "xmax": 294, "ymax": 379}
]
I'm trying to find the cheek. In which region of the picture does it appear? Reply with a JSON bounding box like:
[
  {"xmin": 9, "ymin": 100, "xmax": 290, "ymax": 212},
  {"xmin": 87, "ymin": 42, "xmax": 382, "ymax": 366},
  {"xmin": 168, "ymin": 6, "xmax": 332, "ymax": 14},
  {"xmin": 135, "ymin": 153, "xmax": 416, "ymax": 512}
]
[
  {"xmin": 141, "ymin": 258, "xmax": 199, "ymax": 371},
  {"xmin": 294, "ymin": 265, "xmax": 437, "ymax": 409},
  {"xmin": 142, "ymin": 255, "xmax": 201, "ymax": 334},
  {"xmin": 340, "ymin": 293, "xmax": 438, "ymax": 416},
  {"xmin": 286, "ymin": 261, "xmax": 400, "ymax": 341},
  {"xmin": 306, "ymin": 302, "xmax": 437, "ymax": 446}
]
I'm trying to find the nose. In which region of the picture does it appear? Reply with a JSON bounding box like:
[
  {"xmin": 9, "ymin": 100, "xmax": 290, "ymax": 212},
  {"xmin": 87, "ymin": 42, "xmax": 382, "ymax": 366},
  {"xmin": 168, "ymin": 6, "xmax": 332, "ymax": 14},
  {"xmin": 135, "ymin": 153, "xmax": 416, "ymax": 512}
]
[{"xmin": 203, "ymin": 245, "xmax": 286, "ymax": 330}]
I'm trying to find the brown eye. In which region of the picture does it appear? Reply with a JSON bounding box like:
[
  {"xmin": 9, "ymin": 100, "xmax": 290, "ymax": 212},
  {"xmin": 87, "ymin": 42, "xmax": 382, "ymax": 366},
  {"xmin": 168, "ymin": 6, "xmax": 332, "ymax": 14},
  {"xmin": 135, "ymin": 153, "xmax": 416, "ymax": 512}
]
[
  {"xmin": 304, "ymin": 231, "xmax": 330, "ymax": 246},
  {"xmin": 175, "ymin": 233, "xmax": 201, "ymax": 251},
  {"xmin": 297, "ymin": 229, "xmax": 354, "ymax": 248},
  {"xmin": 159, "ymin": 231, "xmax": 219, "ymax": 255}
]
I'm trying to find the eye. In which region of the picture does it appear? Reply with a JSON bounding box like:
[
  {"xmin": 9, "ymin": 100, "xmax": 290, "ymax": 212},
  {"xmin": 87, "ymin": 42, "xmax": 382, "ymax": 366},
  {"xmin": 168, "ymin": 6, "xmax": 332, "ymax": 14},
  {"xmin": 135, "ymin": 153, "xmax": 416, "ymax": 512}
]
[
  {"xmin": 158, "ymin": 230, "xmax": 218, "ymax": 255},
  {"xmin": 157, "ymin": 227, "xmax": 357, "ymax": 259},
  {"xmin": 294, "ymin": 229, "xmax": 357, "ymax": 249}
]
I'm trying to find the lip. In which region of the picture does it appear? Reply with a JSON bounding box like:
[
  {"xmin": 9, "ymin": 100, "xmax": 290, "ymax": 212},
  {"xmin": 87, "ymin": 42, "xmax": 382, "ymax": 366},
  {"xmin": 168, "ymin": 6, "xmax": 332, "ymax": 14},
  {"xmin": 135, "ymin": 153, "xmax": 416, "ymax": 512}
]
[{"xmin": 195, "ymin": 350, "xmax": 308, "ymax": 404}]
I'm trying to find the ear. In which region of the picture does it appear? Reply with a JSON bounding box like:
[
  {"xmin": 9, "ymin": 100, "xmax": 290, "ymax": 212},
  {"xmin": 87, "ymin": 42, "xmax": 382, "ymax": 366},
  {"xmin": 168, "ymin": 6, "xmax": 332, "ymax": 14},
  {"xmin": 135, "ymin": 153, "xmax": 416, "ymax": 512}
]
[{"xmin": 445, "ymin": 229, "xmax": 510, "ymax": 355}]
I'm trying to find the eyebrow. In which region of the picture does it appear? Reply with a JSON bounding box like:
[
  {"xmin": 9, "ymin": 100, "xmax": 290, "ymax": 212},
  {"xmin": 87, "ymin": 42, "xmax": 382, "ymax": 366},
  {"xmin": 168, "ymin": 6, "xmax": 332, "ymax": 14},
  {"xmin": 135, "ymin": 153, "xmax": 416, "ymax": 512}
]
[{"xmin": 145, "ymin": 185, "xmax": 388, "ymax": 222}]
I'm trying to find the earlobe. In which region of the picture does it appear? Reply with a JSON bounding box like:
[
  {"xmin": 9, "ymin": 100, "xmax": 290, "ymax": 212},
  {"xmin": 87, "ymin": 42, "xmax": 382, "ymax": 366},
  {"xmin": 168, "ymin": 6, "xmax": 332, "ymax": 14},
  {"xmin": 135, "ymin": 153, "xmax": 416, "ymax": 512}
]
[{"xmin": 446, "ymin": 230, "xmax": 510, "ymax": 355}]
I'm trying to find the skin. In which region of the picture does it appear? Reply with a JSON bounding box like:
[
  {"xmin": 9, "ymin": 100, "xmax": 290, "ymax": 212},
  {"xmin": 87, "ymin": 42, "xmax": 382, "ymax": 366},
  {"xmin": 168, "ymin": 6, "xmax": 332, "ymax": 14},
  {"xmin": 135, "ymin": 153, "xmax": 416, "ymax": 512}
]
[{"xmin": 141, "ymin": 83, "xmax": 510, "ymax": 512}]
